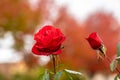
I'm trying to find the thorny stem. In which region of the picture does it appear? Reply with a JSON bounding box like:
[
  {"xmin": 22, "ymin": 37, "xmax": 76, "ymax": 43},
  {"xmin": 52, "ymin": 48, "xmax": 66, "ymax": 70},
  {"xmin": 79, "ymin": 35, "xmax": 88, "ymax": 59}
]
[
  {"xmin": 106, "ymin": 56, "xmax": 120, "ymax": 73},
  {"xmin": 52, "ymin": 54, "xmax": 56, "ymax": 74},
  {"xmin": 98, "ymin": 48, "xmax": 120, "ymax": 73}
]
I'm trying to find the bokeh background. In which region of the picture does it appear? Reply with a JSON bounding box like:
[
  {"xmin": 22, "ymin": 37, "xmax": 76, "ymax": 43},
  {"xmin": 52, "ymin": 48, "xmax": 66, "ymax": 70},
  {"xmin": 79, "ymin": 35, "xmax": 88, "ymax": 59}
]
[{"xmin": 0, "ymin": 0, "xmax": 120, "ymax": 80}]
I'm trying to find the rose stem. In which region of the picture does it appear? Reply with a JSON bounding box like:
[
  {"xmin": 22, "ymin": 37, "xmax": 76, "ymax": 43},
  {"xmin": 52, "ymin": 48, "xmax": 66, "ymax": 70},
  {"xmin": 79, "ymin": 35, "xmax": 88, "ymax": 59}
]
[
  {"xmin": 52, "ymin": 54, "xmax": 56, "ymax": 74},
  {"xmin": 99, "ymin": 48, "xmax": 120, "ymax": 73},
  {"xmin": 106, "ymin": 56, "xmax": 120, "ymax": 73}
]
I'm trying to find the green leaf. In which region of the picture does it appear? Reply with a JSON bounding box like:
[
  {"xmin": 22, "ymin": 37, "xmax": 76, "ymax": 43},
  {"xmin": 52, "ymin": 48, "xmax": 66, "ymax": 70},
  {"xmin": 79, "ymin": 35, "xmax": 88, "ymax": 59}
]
[
  {"xmin": 64, "ymin": 69, "xmax": 86, "ymax": 80},
  {"xmin": 117, "ymin": 42, "xmax": 120, "ymax": 64},
  {"xmin": 54, "ymin": 69, "xmax": 86, "ymax": 80},
  {"xmin": 38, "ymin": 69, "xmax": 50, "ymax": 80},
  {"xmin": 110, "ymin": 60, "xmax": 117, "ymax": 72},
  {"xmin": 54, "ymin": 70, "xmax": 71, "ymax": 80},
  {"xmin": 101, "ymin": 45, "xmax": 106, "ymax": 55},
  {"xmin": 54, "ymin": 70, "xmax": 63, "ymax": 80}
]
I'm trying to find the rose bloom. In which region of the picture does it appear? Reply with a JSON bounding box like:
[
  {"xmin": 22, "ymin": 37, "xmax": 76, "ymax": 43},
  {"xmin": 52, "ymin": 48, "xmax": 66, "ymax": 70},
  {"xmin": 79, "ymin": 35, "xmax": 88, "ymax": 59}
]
[
  {"xmin": 32, "ymin": 25, "xmax": 65, "ymax": 56},
  {"xmin": 86, "ymin": 32, "xmax": 103, "ymax": 50}
]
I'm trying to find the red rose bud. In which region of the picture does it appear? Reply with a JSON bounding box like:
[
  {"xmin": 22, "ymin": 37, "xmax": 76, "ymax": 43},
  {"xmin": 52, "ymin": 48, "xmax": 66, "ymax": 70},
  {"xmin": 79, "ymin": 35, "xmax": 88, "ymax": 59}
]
[
  {"xmin": 86, "ymin": 32, "xmax": 106, "ymax": 58},
  {"xmin": 86, "ymin": 32, "xmax": 103, "ymax": 50},
  {"xmin": 32, "ymin": 25, "xmax": 65, "ymax": 56}
]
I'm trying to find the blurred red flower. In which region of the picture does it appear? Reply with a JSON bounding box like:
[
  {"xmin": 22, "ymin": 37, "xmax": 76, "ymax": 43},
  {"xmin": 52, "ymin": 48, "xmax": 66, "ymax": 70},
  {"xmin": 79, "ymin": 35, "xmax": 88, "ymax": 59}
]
[
  {"xmin": 32, "ymin": 25, "xmax": 65, "ymax": 56},
  {"xmin": 86, "ymin": 32, "xmax": 103, "ymax": 50}
]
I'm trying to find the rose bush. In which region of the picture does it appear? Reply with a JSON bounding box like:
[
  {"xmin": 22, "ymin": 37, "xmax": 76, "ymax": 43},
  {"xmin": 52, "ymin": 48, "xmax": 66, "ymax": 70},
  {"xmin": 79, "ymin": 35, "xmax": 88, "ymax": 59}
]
[
  {"xmin": 86, "ymin": 32, "xmax": 103, "ymax": 50},
  {"xmin": 32, "ymin": 25, "xmax": 65, "ymax": 56}
]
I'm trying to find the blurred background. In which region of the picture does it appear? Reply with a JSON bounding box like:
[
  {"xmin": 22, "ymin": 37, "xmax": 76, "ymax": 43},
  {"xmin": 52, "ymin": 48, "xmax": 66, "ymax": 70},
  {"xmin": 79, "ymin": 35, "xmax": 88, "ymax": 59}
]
[{"xmin": 0, "ymin": 0, "xmax": 120, "ymax": 80}]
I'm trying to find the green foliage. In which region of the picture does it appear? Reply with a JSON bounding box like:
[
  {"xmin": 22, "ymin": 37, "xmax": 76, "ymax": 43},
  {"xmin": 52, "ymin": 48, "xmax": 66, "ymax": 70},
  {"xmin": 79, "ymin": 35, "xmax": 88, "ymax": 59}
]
[
  {"xmin": 110, "ymin": 60, "xmax": 117, "ymax": 72},
  {"xmin": 64, "ymin": 69, "xmax": 86, "ymax": 80},
  {"xmin": 38, "ymin": 69, "xmax": 50, "ymax": 80},
  {"xmin": 54, "ymin": 69, "xmax": 86, "ymax": 80},
  {"xmin": 34, "ymin": 68, "xmax": 86, "ymax": 80},
  {"xmin": 54, "ymin": 70, "xmax": 63, "ymax": 80}
]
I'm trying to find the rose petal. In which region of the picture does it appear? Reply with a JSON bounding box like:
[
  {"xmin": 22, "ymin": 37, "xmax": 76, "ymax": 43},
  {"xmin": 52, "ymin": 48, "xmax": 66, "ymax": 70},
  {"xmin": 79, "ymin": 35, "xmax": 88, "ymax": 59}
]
[
  {"xmin": 52, "ymin": 49, "xmax": 62, "ymax": 55},
  {"xmin": 32, "ymin": 43, "xmax": 50, "ymax": 56},
  {"xmin": 86, "ymin": 32, "xmax": 103, "ymax": 49}
]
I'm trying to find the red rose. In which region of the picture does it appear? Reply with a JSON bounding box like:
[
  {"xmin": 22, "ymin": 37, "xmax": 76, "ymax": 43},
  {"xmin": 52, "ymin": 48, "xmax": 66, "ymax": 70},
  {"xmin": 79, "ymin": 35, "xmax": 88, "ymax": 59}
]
[
  {"xmin": 32, "ymin": 25, "xmax": 65, "ymax": 55},
  {"xmin": 86, "ymin": 32, "xmax": 103, "ymax": 49}
]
